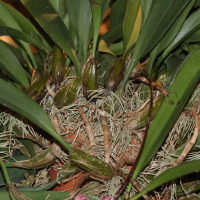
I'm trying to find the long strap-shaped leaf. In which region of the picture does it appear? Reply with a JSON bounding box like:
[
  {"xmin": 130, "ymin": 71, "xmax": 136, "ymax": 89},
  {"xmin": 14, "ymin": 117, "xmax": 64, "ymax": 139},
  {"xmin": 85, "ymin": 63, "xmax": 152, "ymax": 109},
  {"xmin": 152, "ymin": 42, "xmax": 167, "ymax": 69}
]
[
  {"xmin": 130, "ymin": 160, "xmax": 200, "ymax": 199},
  {"xmin": 130, "ymin": 46, "xmax": 200, "ymax": 183},
  {"xmin": 0, "ymin": 78, "xmax": 74, "ymax": 153},
  {"xmin": 147, "ymin": 0, "xmax": 196, "ymax": 74},
  {"xmin": 91, "ymin": 0, "xmax": 101, "ymax": 58},
  {"xmin": 123, "ymin": 0, "xmax": 142, "ymax": 56},
  {"xmin": 77, "ymin": 0, "xmax": 92, "ymax": 64},
  {"xmin": 126, "ymin": 45, "xmax": 200, "ymax": 195},
  {"xmin": 20, "ymin": 0, "xmax": 81, "ymax": 76},
  {"xmin": 0, "ymin": 26, "xmax": 48, "ymax": 55},
  {"xmin": 0, "ymin": 2, "xmax": 37, "ymax": 70},
  {"xmin": 161, "ymin": 8, "xmax": 200, "ymax": 61},
  {"xmin": 121, "ymin": 0, "xmax": 190, "ymax": 88},
  {"xmin": 0, "ymin": 41, "xmax": 29, "ymax": 88}
]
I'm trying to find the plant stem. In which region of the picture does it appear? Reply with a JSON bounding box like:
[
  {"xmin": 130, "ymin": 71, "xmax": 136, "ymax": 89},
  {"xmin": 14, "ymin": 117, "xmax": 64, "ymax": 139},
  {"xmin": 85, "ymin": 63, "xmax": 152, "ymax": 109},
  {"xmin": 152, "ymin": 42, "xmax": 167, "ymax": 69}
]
[{"xmin": 0, "ymin": 156, "xmax": 11, "ymax": 185}]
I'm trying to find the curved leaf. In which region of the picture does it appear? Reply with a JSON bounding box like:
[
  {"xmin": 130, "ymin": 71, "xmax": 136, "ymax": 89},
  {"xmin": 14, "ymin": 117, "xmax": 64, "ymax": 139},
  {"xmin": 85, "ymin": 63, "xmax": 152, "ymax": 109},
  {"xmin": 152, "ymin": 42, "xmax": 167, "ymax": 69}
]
[
  {"xmin": 77, "ymin": 0, "xmax": 92, "ymax": 64},
  {"xmin": 108, "ymin": 42, "xmax": 124, "ymax": 56},
  {"xmin": 0, "ymin": 78, "xmax": 74, "ymax": 153},
  {"xmin": 0, "ymin": 26, "xmax": 48, "ymax": 55},
  {"xmin": 99, "ymin": 39, "xmax": 116, "ymax": 57},
  {"xmin": 162, "ymin": 8, "xmax": 200, "ymax": 60},
  {"xmin": 0, "ymin": 40, "xmax": 29, "ymax": 88},
  {"xmin": 0, "ymin": 2, "xmax": 37, "ymax": 69},
  {"xmin": 91, "ymin": 0, "xmax": 101, "ymax": 57},
  {"xmin": 130, "ymin": 160, "xmax": 200, "ymax": 199},
  {"xmin": 110, "ymin": 0, "xmax": 128, "ymax": 28},
  {"xmin": 0, "ymin": 2, "xmax": 42, "ymax": 47},
  {"xmin": 21, "ymin": 0, "xmax": 81, "ymax": 76},
  {"xmin": 100, "ymin": 0, "xmax": 111, "ymax": 21},
  {"xmin": 131, "ymin": 46, "xmax": 200, "ymax": 181},
  {"xmin": 148, "ymin": 0, "xmax": 195, "ymax": 74},
  {"xmin": 0, "ymin": 150, "xmax": 34, "ymax": 186},
  {"xmin": 123, "ymin": 0, "xmax": 142, "ymax": 56},
  {"xmin": 99, "ymin": 21, "xmax": 123, "ymax": 45},
  {"xmin": 140, "ymin": 0, "xmax": 156, "ymax": 27},
  {"xmin": 64, "ymin": 0, "xmax": 79, "ymax": 35},
  {"xmin": 121, "ymin": 0, "xmax": 191, "ymax": 88},
  {"xmin": 96, "ymin": 52, "xmax": 117, "ymax": 87}
]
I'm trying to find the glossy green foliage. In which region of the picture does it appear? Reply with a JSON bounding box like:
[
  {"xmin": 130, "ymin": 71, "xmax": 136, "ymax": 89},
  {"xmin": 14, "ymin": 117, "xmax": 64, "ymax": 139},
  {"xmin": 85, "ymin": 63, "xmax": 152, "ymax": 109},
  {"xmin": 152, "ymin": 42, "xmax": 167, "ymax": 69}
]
[
  {"xmin": 77, "ymin": 0, "xmax": 92, "ymax": 63},
  {"xmin": 161, "ymin": 7, "xmax": 200, "ymax": 63},
  {"xmin": 131, "ymin": 160, "xmax": 200, "ymax": 199},
  {"xmin": 20, "ymin": 0, "xmax": 80, "ymax": 76},
  {"xmin": 148, "ymin": 0, "xmax": 195, "ymax": 74},
  {"xmin": 121, "ymin": 0, "xmax": 190, "ymax": 88},
  {"xmin": 12, "ymin": 145, "xmax": 57, "ymax": 169},
  {"xmin": 110, "ymin": 0, "xmax": 128, "ymax": 28},
  {"xmin": 0, "ymin": 41, "xmax": 29, "ymax": 88},
  {"xmin": 83, "ymin": 58, "xmax": 98, "ymax": 99},
  {"xmin": 51, "ymin": 45, "xmax": 66, "ymax": 81},
  {"xmin": 0, "ymin": 1, "xmax": 37, "ymax": 70},
  {"xmin": 91, "ymin": 0, "xmax": 101, "ymax": 57},
  {"xmin": 132, "ymin": 94, "xmax": 165, "ymax": 130},
  {"xmin": 140, "ymin": 0, "xmax": 156, "ymax": 27},
  {"xmin": 0, "ymin": 150, "xmax": 34, "ymax": 186},
  {"xmin": 0, "ymin": 78, "xmax": 74, "ymax": 153},
  {"xmin": 0, "ymin": 26, "xmax": 48, "ymax": 55},
  {"xmin": 24, "ymin": 73, "xmax": 49, "ymax": 100},
  {"xmin": 132, "ymin": 46, "xmax": 200, "ymax": 180},
  {"xmin": 54, "ymin": 76, "xmax": 81, "ymax": 107},
  {"xmin": 99, "ymin": 22, "xmax": 123, "ymax": 45},
  {"xmin": 104, "ymin": 56, "xmax": 125, "ymax": 91},
  {"xmin": 123, "ymin": 0, "xmax": 142, "ymax": 56},
  {"xmin": 69, "ymin": 149, "xmax": 113, "ymax": 177},
  {"xmin": 96, "ymin": 52, "xmax": 117, "ymax": 87},
  {"xmin": 164, "ymin": 55, "xmax": 185, "ymax": 89}
]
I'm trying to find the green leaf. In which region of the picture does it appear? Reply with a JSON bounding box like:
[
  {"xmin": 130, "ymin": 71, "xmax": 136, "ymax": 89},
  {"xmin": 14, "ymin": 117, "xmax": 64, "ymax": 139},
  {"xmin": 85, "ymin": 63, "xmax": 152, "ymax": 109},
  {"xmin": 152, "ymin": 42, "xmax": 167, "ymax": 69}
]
[
  {"xmin": 0, "ymin": 2, "xmax": 42, "ymax": 48},
  {"xmin": 69, "ymin": 149, "xmax": 113, "ymax": 177},
  {"xmin": 123, "ymin": 0, "xmax": 142, "ymax": 56},
  {"xmin": 21, "ymin": 0, "xmax": 81, "ymax": 76},
  {"xmin": 0, "ymin": 2, "xmax": 37, "ymax": 70},
  {"xmin": 147, "ymin": 0, "xmax": 195, "ymax": 74},
  {"xmin": 0, "ymin": 40, "xmax": 26, "ymax": 63},
  {"xmin": 0, "ymin": 78, "xmax": 74, "ymax": 153},
  {"xmin": 96, "ymin": 52, "xmax": 117, "ymax": 87},
  {"xmin": 108, "ymin": 42, "xmax": 124, "ymax": 56},
  {"xmin": 24, "ymin": 73, "xmax": 49, "ymax": 100},
  {"xmin": 0, "ymin": 40, "xmax": 29, "ymax": 88},
  {"xmin": 164, "ymin": 55, "xmax": 185, "ymax": 89},
  {"xmin": 110, "ymin": 0, "xmax": 128, "ymax": 28},
  {"xmin": 99, "ymin": 22, "xmax": 123, "ymax": 45},
  {"xmin": 161, "ymin": 8, "xmax": 200, "ymax": 60},
  {"xmin": 91, "ymin": 0, "xmax": 101, "ymax": 57},
  {"xmin": 186, "ymin": 29, "xmax": 200, "ymax": 43},
  {"xmin": 100, "ymin": 0, "xmax": 111, "ymax": 21},
  {"xmin": 194, "ymin": 0, "xmax": 200, "ymax": 9},
  {"xmin": 77, "ymin": 0, "xmax": 92, "ymax": 64},
  {"xmin": 64, "ymin": 0, "xmax": 79, "ymax": 35},
  {"xmin": 99, "ymin": 39, "xmax": 116, "ymax": 57},
  {"xmin": 0, "ymin": 26, "xmax": 48, "ymax": 55},
  {"xmin": 28, "ymin": 17, "xmax": 53, "ymax": 52},
  {"xmin": 54, "ymin": 76, "xmax": 81, "ymax": 107},
  {"xmin": 131, "ymin": 46, "xmax": 200, "ymax": 181},
  {"xmin": 130, "ymin": 160, "xmax": 200, "ymax": 199},
  {"xmin": 140, "ymin": 0, "xmax": 156, "ymax": 26},
  {"xmin": 0, "ymin": 150, "xmax": 34, "ymax": 186},
  {"xmin": 121, "ymin": 0, "xmax": 191, "ymax": 88}
]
